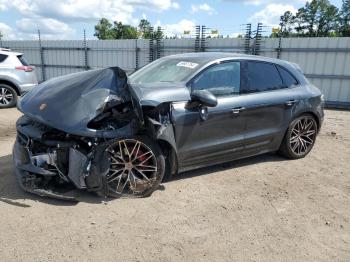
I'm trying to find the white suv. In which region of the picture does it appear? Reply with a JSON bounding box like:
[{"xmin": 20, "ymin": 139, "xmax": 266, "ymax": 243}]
[{"xmin": 0, "ymin": 48, "xmax": 38, "ymax": 108}]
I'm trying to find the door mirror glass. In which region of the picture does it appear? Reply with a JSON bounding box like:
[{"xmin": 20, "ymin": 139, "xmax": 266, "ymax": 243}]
[{"xmin": 191, "ymin": 90, "xmax": 218, "ymax": 107}]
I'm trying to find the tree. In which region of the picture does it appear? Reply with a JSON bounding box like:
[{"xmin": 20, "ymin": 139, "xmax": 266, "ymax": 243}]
[
  {"xmin": 340, "ymin": 0, "xmax": 350, "ymax": 36},
  {"xmin": 94, "ymin": 18, "xmax": 161, "ymax": 40},
  {"xmin": 138, "ymin": 19, "xmax": 152, "ymax": 38},
  {"xmin": 137, "ymin": 19, "xmax": 164, "ymax": 39},
  {"xmin": 289, "ymin": 0, "xmax": 340, "ymax": 37},
  {"xmin": 299, "ymin": 1, "xmax": 318, "ymax": 36},
  {"xmin": 279, "ymin": 11, "xmax": 296, "ymax": 37},
  {"xmin": 113, "ymin": 22, "xmax": 138, "ymax": 39},
  {"xmin": 94, "ymin": 18, "xmax": 115, "ymax": 39},
  {"xmin": 154, "ymin": 26, "xmax": 164, "ymax": 39},
  {"xmin": 315, "ymin": 0, "xmax": 339, "ymax": 36}
]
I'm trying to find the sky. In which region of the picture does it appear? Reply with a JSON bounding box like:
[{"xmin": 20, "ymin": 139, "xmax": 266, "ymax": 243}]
[{"xmin": 0, "ymin": 0, "xmax": 344, "ymax": 40}]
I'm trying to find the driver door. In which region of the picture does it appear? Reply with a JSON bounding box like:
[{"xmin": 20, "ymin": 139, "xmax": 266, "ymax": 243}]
[{"xmin": 171, "ymin": 61, "xmax": 247, "ymax": 170}]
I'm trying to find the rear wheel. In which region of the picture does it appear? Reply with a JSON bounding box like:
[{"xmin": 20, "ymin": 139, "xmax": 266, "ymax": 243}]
[
  {"xmin": 0, "ymin": 84, "xmax": 17, "ymax": 108},
  {"xmin": 279, "ymin": 114, "xmax": 318, "ymax": 159},
  {"xmin": 105, "ymin": 136, "xmax": 165, "ymax": 198}
]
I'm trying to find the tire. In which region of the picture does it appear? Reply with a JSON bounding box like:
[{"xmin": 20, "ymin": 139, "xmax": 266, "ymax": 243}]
[
  {"xmin": 104, "ymin": 136, "xmax": 165, "ymax": 198},
  {"xmin": 278, "ymin": 114, "xmax": 318, "ymax": 159},
  {"xmin": 0, "ymin": 84, "xmax": 18, "ymax": 108}
]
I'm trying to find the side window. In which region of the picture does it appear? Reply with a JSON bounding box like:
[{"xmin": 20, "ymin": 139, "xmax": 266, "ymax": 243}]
[
  {"xmin": 278, "ymin": 66, "xmax": 298, "ymax": 87},
  {"xmin": 17, "ymin": 55, "xmax": 30, "ymax": 66},
  {"xmin": 192, "ymin": 61, "xmax": 240, "ymax": 97},
  {"xmin": 0, "ymin": 54, "xmax": 8, "ymax": 63},
  {"xmin": 244, "ymin": 61, "xmax": 283, "ymax": 93}
]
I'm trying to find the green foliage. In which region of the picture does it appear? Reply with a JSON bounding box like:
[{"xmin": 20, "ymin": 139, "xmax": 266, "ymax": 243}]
[
  {"xmin": 138, "ymin": 19, "xmax": 152, "ymax": 39},
  {"xmin": 272, "ymin": 0, "xmax": 345, "ymax": 37},
  {"xmin": 340, "ymin": 0, "xmax": 350, "ymax": 36},
  {"xmin": 113, "ymin": 22, "xmax": 138, "ymax": 39},
  {"xmin": 94, "ymin": 18, "xmax": 162, "ymax": 40},
  {"xmin": 94, "ymin": 18, "xmax": 115, "ymax": 39}
]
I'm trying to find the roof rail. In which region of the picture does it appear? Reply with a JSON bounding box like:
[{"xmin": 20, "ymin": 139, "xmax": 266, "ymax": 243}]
[{"xmin": 0, "ymin": 48, "xmax": 11, "ymax": 52}]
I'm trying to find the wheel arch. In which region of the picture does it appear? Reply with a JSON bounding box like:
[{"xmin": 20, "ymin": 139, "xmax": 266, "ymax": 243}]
[
  {"xmin": 0, "ymin": 79, "xmax": 20, "ymax": 95},
  {"xmin": 293, "ymin": 110, "xmax": 320, "ymax": 132},
  {"xmin": 156, "ymin": 139, "xmax": 179, "ymax": 177}
]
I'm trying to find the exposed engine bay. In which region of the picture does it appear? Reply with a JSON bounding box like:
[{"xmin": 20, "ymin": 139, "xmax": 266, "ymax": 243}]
[{"xmin": 13, "ymin": 67, "xmax": 180, "ymax": 201}]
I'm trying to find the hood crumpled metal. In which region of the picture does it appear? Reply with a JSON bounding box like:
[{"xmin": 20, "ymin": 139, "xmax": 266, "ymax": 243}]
[{"xmin": 18, "ymin": 67, "xmax": 130, "ymax": 137}]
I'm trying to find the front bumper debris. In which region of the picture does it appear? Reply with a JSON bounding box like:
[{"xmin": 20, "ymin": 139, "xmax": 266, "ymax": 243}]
[{"xmin": 12, "ymin": 115, "xmax": 129, "ymax": 201}]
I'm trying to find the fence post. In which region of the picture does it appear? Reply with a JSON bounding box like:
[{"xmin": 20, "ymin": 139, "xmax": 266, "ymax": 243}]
[
  {"xmin": 38, "ymin": 30, "xmax": 46, "ymax": 81},
  {"xmin": 83, "ymin": 29, "xmax": 88, "ymax": 70},
  {"xmin": 244, "ymin": 24, "xmax": 252, "ymax": 54},
  {"xmin": 135, "ymin": 39, "xmax": 139, "ymax": 70},
  {"xmin": 201, "ymin": 25, "xmax": 206, "ymax": 52},
  {"xmin": 195, "ymin": 26, "xmax": 201, "ymax": 52},
  {"xmin": 156, "ymin": 26, "xmax": 163, "ymax": 59},
  {"xmin": 149, "ymin": 27, "xmax": 154, "ymax": 63},
  {"xmin": 252, "ymin": 23, "xmax": 263, "ymax": 55},
  {"xmin": 277, "ymin": 25, "xmax": 283, "ymax": 59}
]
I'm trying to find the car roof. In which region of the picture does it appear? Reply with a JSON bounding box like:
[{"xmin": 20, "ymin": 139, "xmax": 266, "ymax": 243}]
[
  {"xmin": 163, "ymin": 52, "xmax": 295, "ymax": 68},
  {"xmin": 0, "ymin": 48, "xmax": 22, "ymax": 56}
]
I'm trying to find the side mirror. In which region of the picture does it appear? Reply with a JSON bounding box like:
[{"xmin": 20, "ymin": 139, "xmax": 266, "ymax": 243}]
[{"xmin": 191, "ymin": 90, "xmax": 218, "ymax": 107}]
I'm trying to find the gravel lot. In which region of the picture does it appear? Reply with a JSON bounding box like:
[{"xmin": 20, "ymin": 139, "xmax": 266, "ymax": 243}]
[{"xmin": 0, "ymin": 108, "xmax": 349, "ymax": 262}]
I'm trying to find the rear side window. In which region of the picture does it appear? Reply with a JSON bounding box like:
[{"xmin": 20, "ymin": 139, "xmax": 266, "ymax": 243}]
[
  {"xmin": 17, "ymin": 55, "xmax": 30, "ymax": 66},
  {"xmin": 278, "ymin": 66, "xmax": 298, "ymax": 87},
  {"xmin": 244, "ymin": 61, "xmax": 283, "ymax": 93},
  {"xmin": 0, "ymin": 54, "xmax": 8, "ymax": 63}
]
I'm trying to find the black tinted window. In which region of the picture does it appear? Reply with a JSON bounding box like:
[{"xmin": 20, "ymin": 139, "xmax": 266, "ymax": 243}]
[
  {"xmin": 0, "ymin": 54, "xmax": 8, "ymax": 63},
  {"xmin": 192, "ymin": 62, "xmax": 240, "ymax": 97},
  {"xmin": 278, "ymin": 66, "xmax": 298, "ymax": 87},
  {"xmin": 245, "ymin": 62, "xmax": 283, "ymax": 93},
  {"xmin": 17, "ymin": 55, "xmax": 30, "ymax": 66}
]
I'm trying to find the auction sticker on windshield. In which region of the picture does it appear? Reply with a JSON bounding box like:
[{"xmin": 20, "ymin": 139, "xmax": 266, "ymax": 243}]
[{"xmin": 176, "ymin": 61, "xmax": 199, "ymax": 69}]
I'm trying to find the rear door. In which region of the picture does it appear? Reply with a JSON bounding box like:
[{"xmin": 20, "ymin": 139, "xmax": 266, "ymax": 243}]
[{"xmin": 239, "ymin": 60, "xmax": 301, "ymax": 155}]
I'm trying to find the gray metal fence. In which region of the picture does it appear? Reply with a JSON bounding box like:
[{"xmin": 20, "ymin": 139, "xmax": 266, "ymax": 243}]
[{"xmin": 2, "ymin": 37, "xmax": 350, "ymax": 107}]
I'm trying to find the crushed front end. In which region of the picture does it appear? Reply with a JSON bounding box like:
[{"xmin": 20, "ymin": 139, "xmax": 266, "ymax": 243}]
[
  {"xmin": 12, "ymin": 67, "xmax": 138, "ymax": 200},
  {"xmin": 13, "ymin": 113, "xmax": 137, "ymax": 201}
]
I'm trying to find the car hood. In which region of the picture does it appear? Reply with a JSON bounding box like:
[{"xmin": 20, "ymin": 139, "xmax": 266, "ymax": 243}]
[
  {"xmin": 129, "ymin": 82, "xmax": 190, "ymax": 107},
  {"xmin": 18, "ymin": 67, "xmax": 130, "ymax": 136},
  {"xmin": 18, "ymin": 68, "xmax": 191, "ymax": 136}
]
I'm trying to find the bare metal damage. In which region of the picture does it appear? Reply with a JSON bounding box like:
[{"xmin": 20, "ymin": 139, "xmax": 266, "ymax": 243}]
[{"xmin": 13, "ymin": 67, "xmax": 179, "ymax": 200}]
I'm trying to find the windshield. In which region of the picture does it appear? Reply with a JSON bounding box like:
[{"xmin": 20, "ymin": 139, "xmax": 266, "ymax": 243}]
[{"xmin": 129, "ymin": 58, "xmax": 202, "ymax": 84}]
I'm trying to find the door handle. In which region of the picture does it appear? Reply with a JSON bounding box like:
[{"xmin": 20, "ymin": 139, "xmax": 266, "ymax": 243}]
[
  {"xmin": 231, "ymin": 107, "xmax": 245, "ymax": 115},
  {"xmin": 285, "ymin": 100, "xmax": 297, "ymax": 107}
]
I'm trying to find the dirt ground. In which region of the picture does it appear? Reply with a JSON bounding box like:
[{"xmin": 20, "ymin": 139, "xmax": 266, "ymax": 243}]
[{"xmin": 0, "ymin": 108, "xmax": 349, "ymax": 262}]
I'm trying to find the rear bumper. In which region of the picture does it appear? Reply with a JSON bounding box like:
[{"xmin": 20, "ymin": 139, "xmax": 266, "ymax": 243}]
[{"xmin": 18, "ymin": 83, "xmax": 37, "ymax": 94}]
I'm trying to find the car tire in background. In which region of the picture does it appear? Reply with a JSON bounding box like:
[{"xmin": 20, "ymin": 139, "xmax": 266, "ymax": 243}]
[
  {"xmin": 0, "ymin": 84, "xmax": 18, "ymax": 108},
  {"xmin": 279, "ymin": 114, "xmax": 318, "ymax": 159},
  {"xmin": 105, "ymin": 136, "xmax": 165, "ymax": 198}
]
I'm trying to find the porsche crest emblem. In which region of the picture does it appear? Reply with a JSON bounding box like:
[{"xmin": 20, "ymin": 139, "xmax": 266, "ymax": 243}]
[{"xmin": 39, "ymin": 103, "xmax": 47, "ymax": 111}]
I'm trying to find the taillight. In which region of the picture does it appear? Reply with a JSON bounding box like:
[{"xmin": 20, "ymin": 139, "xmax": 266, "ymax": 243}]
[{"xmin": 15, "ymin": 66, "xmax": 34, "ymax": 72}]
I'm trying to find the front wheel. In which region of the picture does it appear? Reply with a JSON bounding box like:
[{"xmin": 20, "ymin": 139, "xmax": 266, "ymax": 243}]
[
  {"xmin": 104, "ymin": 136, "xmax": 165, "ymax": 198},
  {"xmin": 279, "ymin": 114, "xmax": 318, "ymax": 159}
]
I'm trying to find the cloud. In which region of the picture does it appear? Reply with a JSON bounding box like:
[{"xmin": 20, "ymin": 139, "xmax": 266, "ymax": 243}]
[
  {"xmin": 0, "ymin": 22, "xmax": 17, "ymax": 39},
  {"xmin": 156, "ymin": 19, "xmax": 196, "ymax": 37},
  {"xmin": 249, "ymin": 3, "xmax": 297, "ymax": 27},
  {"xmin": 191, "ymin": 3, "xmax": 217, "ymax": 15},
  {"xmin": 224, "ymin": 0, "xmax": 307, "ymax": 6},
  {"xmin": 16, "ymin": 18, "xmax": 74, "ymax": 36},
  {"xmin": 1, "ymin": 0, "xmax": 180, "ymax": 39},
  {"xmin": 172, "ymin": 2, "xmax": 180, "ymax": 9}
]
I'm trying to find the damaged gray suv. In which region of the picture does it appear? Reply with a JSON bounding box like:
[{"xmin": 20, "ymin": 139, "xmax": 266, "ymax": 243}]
[{"xmin": 13, "ymin": 53, "xmax": 324, "ymax": 200}]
